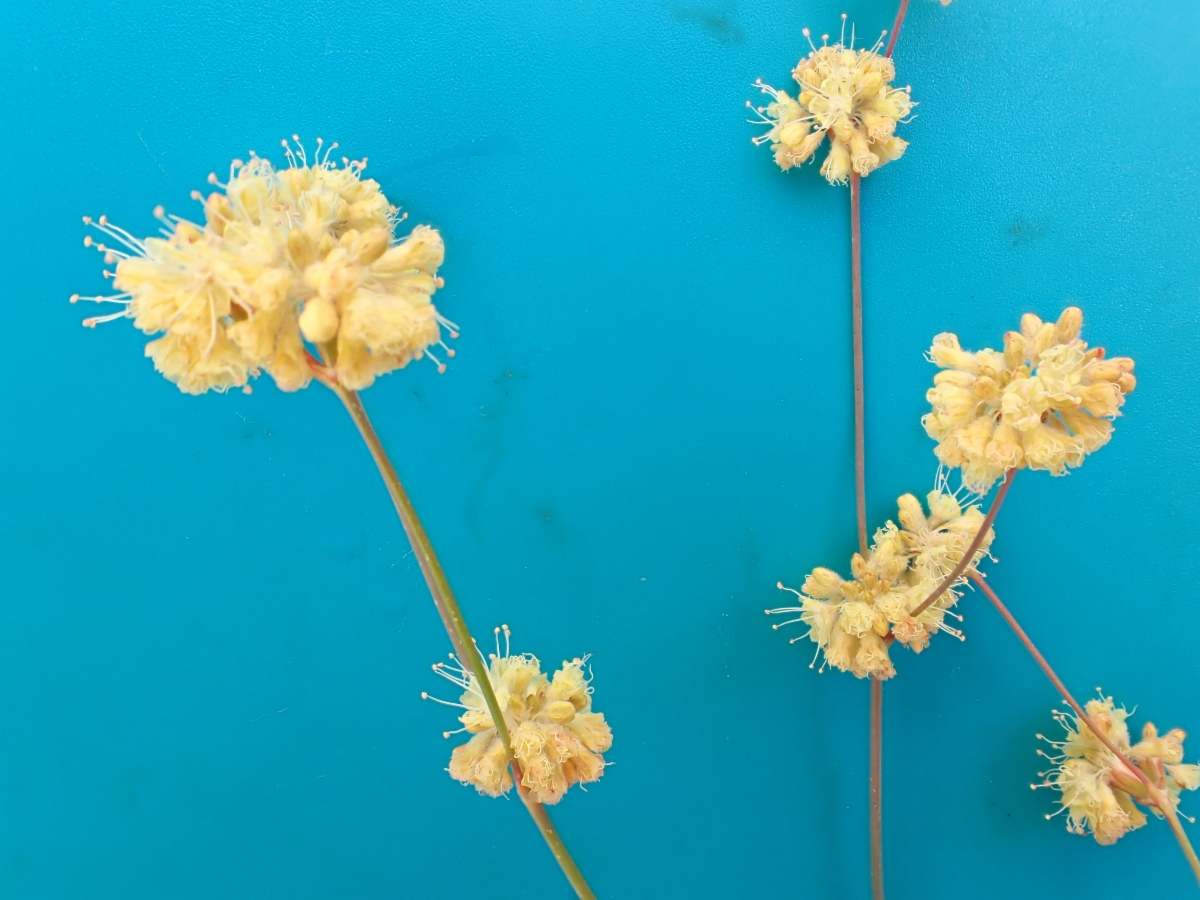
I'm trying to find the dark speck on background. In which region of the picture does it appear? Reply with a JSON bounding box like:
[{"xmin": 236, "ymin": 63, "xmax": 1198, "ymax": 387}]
[
  {"xmin": 671, "ymin": 8, "xmax": 744, "ymax": 45},
  {"xmin": 1008, "ymin": 218, "xmax": 1042, "ymax": 247}
]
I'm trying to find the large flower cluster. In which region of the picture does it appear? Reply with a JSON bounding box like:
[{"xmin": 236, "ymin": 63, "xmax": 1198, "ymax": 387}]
[
  {"xmin": 769, "ymin": 487, "xmax": 993, "ymax": 679},
  {"xmin": 923, "ymin": 307, "xmax": 1136, "ymax": 493},
  {"xmin": 750, "ymin": 23, "xmax": 912, "ymax": 183},
  {"xmin": 74, "ymin": 137, "xmax": 455, "ymax": 394},
  {"xmin": 1038, "ymin": 696, "xmax": 1200, "ymax": 845},
  {"xmin": 427, "ymin": 632, "xmax": 613, "ymax": 805}
]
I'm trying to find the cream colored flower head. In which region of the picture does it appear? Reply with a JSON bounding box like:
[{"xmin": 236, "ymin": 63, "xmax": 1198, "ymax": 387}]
[
  {"xmin": 897, "ymin": 474, "xmax": 994, "ymax": 586},
  {"xmin": 425, "ymin": 627, "xmax": 612, "ymax": 805},
  {"xmin": 769, "ymin": 484, "xmax": 992, "ymax": 678},
  {"xmin": 923, "ymin": 307, "xmax": 1136, "ymax": 494},
  {"xmin": 749, "ymin": 17, "xmax": 912, "ymax": 184},
  {"xmin": 74, "ymin": 136, "xmax": 458, "ymax": 395},
  {"xmin": 1037, "ymin": 694, "xmax": 1199, "ymax": 845}
]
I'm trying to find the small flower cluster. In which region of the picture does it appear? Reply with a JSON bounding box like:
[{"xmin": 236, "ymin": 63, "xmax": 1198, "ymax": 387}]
[
  {"xmin": 426, "ymin": 629, "xmax": 613, "ymax": 805},
  {"xmin": 769, "ymin": 486, "xmax": 993, "ymax": 679},
  {"xmin": 74, "ymin": 137, "xmax": 456, "ymax": 395},
  {"xmin": 923, "ymin": 307, "xmax": 1136, "ymax": 493},
  {"xmin": 1038, "ymin": 696, "xmax": 1200, "ymax": 845},
  {"xmin": 750, "ymin": 21, "xmax": 912, "ymax": 183}
]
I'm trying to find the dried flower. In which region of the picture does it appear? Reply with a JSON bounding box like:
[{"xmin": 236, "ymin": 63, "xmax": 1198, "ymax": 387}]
[
  {"xmin": 769, "ymin": 484, "xmax": 992, "ymax": 677},
  {"xmin": 425, "ymin": 627, "xmax": 612, "ymax": 805},
  {"xmin": 749, "ymin": 17, "xmax": 912, "ymax": 184},
  {"xmin": 73, "ymin": 136, "xmax": 458, "ymax": 395},
  {"xmin": 1036, "ymin": 695, "xmax": 1199, "ymax": 845},
  {"xmin": 922, "ymin": 307, "xmax": 1136, "ymax": 493}
]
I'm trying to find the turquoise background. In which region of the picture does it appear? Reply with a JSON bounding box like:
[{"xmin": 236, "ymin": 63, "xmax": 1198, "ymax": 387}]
[{"xmin": 2, "ymin": 0, "xmax": 1198, "ymax": 895}]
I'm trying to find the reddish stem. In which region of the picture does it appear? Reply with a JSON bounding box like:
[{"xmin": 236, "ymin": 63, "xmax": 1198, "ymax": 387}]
[
  {"xmin": 304, "ymin": 350, "xmax": 338, "ymax": 388},
  {"xmin": 850, "ymin": 170, "xmax": 884, "ymax": 900},
  {"xmin": 909, "ymin": 469, "xmax": 1014, "ymax": 619},
  {"xmin": 969, "ymin": 571, "xmax": 1154, "ymax": 790},
  {"xmin": 870, "ymin": 677, "xmax": 884, "ymax": 900},
  {"xmin": 885, "ymin": 0, "xmax": 911, "ymax": 58},
  {"xmin": 968, "ymin": 570, "xmax": 1200, "ymax": 885},
  {"xmin": 850, "ymin": 172, "xmax": 867, "ymax": 558}
]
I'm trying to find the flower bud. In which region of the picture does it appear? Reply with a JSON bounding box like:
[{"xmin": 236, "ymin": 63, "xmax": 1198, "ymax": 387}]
[
  {"xmin": 374, "ymin": 225, "xmax": 445, "ymax": 276},
  {"xmin": 929, "ymin": 334, "xmax": 982, "ymax": 372},
  {"xmin": 1031, "ymin": 322, "xmax": 1058, "ymax": 360},
  {"xmin": 896, "ymin": 493, "xmax": 925, "ymax": 532},
  {"xmin": 803, "ymin": 567, "xmax": 844, "ymax": 599},
  {"xmin": 1020, "ymin": 313, "xmax": 1044, "ymax": 340},
  {"xmin": 544, "ymin": 700, "xmax": 577, "ymax": 724},
  {"xmin": 1003, "ymin": 331, "xmax": 1028, "ymax": 369},
  {"xmin": 299, "ymin": 297, "xmax": 339, "ymax": 343},
  {"xmin": 1055, "ymin": 306, "xmax": 1083, "ymax": 343}
]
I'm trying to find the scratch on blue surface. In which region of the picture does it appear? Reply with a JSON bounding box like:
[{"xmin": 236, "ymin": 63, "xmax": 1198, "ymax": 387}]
[{"xmin": 136, "ymin": 131, "xmax": 168, "ymax": 177}]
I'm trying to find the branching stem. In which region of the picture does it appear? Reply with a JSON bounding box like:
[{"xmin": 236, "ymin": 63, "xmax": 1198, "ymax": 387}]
[
  {"xmin": 969, "ymin": 571, "xmax": 1200, "ymax": 887},
  {"xmin": 850, "ymin": 170, "xmax": 885, "ymax": 900},
  {"xmin": 326, "ymin": 374, "xmax": 597, "ymax": 899},
  {"xmin": 909, "ymin": 469, "xmax": 1014, "ymax": 619}
]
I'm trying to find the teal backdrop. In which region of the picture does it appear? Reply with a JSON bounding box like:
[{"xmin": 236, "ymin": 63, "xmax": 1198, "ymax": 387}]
[{"xmin": 2, "ymin": 0, "xmax": 1198, "ymax": 896}]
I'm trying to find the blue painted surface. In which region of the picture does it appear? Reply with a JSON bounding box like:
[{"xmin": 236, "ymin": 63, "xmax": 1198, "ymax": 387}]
[{"xmin": 1, "ymin": 0, "xmax": 1198, "ymax": 896}]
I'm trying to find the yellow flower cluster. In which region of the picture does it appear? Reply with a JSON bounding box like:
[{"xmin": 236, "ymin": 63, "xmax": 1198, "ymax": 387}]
[
  {"xmin": 923, "ymin": 307, "xmax": 1136, "ymax": 493},
  {"xmin": 769, "ymin": 487, "xmax": 993, "ymax": 679},
  {"xmin": 1038, "ymin": 696, "xmax": 1200, "ymax": 845},
  {"xmin": 427, "ymin": 631, "xmax": 612, "ymax": 805},
  {"xmin": 750, "ymin": 22, "xmax": 912, "ymax": 183},
  {"xmin": 74, "ymin": 137, "xmax": 456, "ymax": 395}
]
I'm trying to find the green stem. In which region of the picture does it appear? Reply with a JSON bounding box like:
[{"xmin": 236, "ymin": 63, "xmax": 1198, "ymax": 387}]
[
  {"xmin": 331, "ymin": 383, "xmax": 598, "ymax": 900},
  {"xmin": 1163, "ymin": 804, "xmax": 1200, "ymax": 888},
  {"xmin": 520, "ymin": 789, "xmax": 598, "ymax": 892}
]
